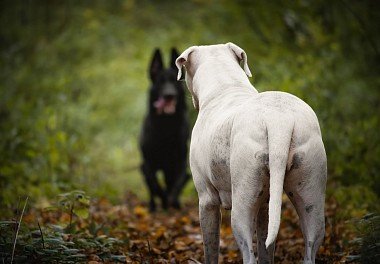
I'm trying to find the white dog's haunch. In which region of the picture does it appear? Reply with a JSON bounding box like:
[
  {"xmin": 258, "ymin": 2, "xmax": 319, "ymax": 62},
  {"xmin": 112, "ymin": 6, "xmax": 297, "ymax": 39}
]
[{"xmin": 176, "ymin": 43, "xmax": 327, "ymax": 264}]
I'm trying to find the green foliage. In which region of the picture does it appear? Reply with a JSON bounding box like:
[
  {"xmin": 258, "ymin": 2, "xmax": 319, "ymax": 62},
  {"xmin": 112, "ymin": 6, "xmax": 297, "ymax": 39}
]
[
  {"xmin": 0, "ymin": 0, "xmax": 379, "ymax": 214},
  {"xmin": 0, "ymin": 191, "xmax": 126, "ymax": 263},
  {"xmin": 43, "ymin": 190, "xmax": 91, "ymax": 233},
  {"xmin": 330, "ymin": 185, "xmax": 379, "ymax": 220},
  {"xmin": 0, "ymin": 219, "xmax": 127, "ymax": 264},
  {"xmin": 57, "ymin": 191, "xmax": 91, "ymax": 221},
  {"xmin": 347, "ymin": 213, "xmax": 380, "ymax": 263}
]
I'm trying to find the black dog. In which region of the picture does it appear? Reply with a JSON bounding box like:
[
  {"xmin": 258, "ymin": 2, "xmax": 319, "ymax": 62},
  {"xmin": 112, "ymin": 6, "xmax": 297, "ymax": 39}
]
[{"xmin": 139, "ymin": 48, "xmax": 189, "ymax": 212}]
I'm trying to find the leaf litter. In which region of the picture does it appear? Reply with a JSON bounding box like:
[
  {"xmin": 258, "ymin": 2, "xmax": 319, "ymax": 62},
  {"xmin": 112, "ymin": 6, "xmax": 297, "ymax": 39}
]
[{"xmin": 12, "ymin": 192, "xmax": 356, "ymax": 263}]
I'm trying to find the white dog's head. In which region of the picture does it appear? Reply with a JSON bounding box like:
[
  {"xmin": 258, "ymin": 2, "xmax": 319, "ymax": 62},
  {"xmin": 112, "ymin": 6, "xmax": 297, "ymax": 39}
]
[{"xmin": 175, "ymin": 43, "xmax": 252, "ymax": 110}]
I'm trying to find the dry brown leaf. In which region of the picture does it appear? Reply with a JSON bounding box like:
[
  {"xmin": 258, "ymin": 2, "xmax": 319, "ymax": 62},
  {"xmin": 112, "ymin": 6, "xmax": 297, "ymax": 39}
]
[{"xmin": 133, "ymin": 205, "xmax": 149, "ymax": 218}]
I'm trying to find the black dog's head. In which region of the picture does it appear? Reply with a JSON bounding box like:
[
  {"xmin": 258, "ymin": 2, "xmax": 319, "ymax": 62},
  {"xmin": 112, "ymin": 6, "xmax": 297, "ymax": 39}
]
[{"xmin": 149, "ymin": 48, "xmax": 186, "ymax": 116}]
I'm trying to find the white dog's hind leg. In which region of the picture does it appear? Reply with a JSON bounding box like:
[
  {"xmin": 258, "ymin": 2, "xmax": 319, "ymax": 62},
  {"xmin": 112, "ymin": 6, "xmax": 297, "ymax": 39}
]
[
  {"xmin": 231, "ymin": 173, "xmax": 265, "ymax": 264},
  {"xmin": 199, "ymin": 194, "xmax": 221, "ymax": 264},
  {"xmin": 284, "ymin": 140, "xmax": 327, "ymax": 264},
  {"xmin": 231, "ymin": 197, "xmax": 257, "ymax": 264},
  {"xmin": 289, "ymin": 183, "xmax": 325, "ymax": 264},
  {"xmin": 230, "ymin": 142, "xmax": 269, "ymax": 263}
]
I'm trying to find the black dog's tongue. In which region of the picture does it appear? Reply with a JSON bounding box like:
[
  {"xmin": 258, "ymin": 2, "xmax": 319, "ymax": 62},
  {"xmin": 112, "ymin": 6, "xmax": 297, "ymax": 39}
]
[{"xmin": 154, "ymin": 97, "xmax": 177, "ymax": 114}]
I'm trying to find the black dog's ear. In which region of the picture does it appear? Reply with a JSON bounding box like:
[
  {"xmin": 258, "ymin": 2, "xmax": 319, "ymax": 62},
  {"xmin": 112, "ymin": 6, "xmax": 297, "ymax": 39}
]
[
  {"xmin": 150, "ymin": 48, "xmax": 164, "ymax": 81},
  {"xmin": 170, "ymin": 48, "xmax": 180, "ymax": 70}
]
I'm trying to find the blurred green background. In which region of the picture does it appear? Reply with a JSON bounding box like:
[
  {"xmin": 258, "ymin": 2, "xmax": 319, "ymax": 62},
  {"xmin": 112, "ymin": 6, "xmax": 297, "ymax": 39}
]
[{"xmin": 1, "ymin": 0, "xmax": 379, "ymax": 217}]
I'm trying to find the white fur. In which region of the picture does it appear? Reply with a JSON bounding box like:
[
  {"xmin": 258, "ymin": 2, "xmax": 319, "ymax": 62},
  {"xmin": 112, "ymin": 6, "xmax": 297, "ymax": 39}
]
[{"xmin": 176, "ymin": 43, "xmax": 327, "ymax": 264}]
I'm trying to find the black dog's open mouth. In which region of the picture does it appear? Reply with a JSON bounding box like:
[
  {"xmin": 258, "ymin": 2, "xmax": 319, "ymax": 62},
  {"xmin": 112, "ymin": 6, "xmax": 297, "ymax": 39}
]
[{"xmin": 154, "ymin": 96, "xmax": 177, "ymax": 115}]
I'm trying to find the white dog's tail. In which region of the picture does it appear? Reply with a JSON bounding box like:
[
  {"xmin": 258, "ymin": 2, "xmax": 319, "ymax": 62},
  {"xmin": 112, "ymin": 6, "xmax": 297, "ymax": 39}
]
[{"xmin": 265, "ymin": 117, "xmax": 294, "ymax": 248}]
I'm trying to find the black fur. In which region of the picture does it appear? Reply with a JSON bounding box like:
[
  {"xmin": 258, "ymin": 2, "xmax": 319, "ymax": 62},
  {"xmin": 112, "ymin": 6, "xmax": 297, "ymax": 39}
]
[{"xmin": 139, "ymin": 48, "xmax": 190, "ymax": 211}]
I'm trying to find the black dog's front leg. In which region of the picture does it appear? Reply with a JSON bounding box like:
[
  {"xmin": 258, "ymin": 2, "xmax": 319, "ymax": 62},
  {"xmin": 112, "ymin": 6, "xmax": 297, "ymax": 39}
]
[
  {"xmin": 141, "ymin": 163, "xmax": 167, "ymax": 211},
  {"xmin": 168, "ymin": 172, "xmax": 190, "ymax": 209}
]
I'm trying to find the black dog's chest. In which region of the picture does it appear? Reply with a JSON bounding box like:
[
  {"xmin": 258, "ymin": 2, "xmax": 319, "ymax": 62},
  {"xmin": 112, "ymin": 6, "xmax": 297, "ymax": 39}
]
[
  {"xmin": 140, "ymin": 114, "xmax": 188, "ymax": 165},
  {"xmin": 143, "ymin": 115, "xmax": 187, "ymax": 140}
]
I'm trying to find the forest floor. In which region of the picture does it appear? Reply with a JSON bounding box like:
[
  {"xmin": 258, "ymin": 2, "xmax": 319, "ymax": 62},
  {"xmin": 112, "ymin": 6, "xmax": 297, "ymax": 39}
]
[{"xmin": 18, "ymin": 192, "xmax": 357, "ymax": 264}]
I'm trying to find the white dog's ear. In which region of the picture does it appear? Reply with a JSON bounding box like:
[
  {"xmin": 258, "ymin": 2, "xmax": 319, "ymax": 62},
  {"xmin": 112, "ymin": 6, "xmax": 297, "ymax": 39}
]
[
  {"xmin": 227, "ymin": 42, "xmax": 252, "ymax": 77},
  {"xmin": 175, "ymin": 47, "xmax": 196, "ymax": 80}
]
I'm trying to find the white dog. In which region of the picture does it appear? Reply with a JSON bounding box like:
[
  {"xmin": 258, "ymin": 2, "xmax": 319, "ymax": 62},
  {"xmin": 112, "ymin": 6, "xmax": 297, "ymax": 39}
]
[{"xmin": 175, "ymin": 43, "xmax": 327, "ymax": 264}]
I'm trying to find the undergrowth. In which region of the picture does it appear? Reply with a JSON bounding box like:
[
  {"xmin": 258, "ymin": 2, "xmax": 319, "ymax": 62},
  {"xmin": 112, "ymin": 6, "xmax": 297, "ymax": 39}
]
[{"xmin": 0, "ymin": 191, "xmax": 127, "ymax": 264}]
